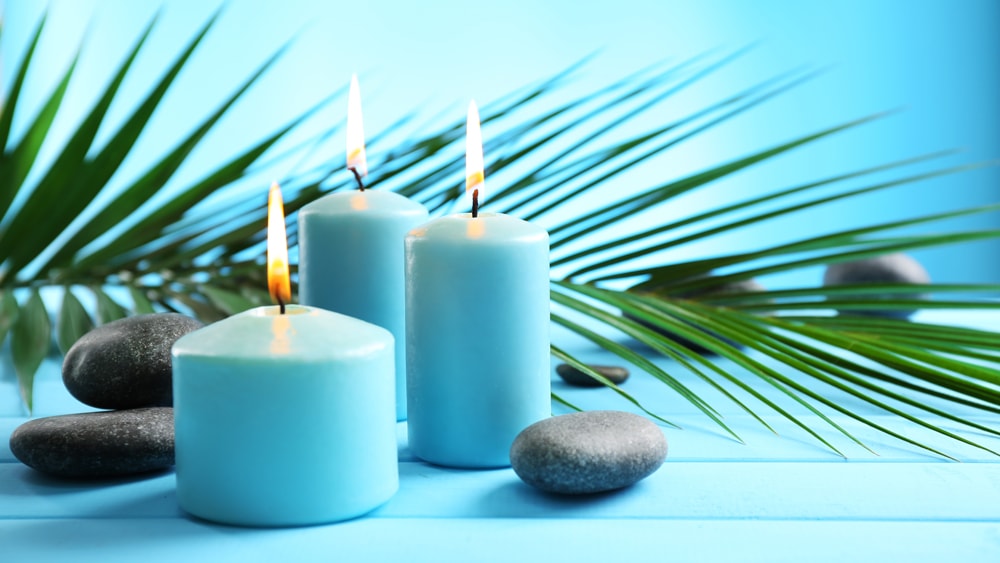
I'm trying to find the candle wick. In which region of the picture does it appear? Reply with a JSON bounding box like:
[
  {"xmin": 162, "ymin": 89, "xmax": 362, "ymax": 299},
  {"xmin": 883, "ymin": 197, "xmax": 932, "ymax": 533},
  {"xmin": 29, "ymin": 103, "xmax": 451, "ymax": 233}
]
[
  {"xmin": 350, "ymin": 167, "xmax": 365, "ymax": 192},
  {"xmin": 471, "ymin": 188, "xmax": 479, "ymax": 218},
  {"xmin": 278, "ymin": 296, "xmax": 286, "ymax": 315}
]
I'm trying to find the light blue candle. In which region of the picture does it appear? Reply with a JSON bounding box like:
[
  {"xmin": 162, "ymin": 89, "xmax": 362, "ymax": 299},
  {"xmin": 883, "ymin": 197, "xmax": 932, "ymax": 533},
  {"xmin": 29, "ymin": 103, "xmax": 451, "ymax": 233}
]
[
  {"xmin": 299, "ymin": 76, "xmax": 429, "ymax": 421},
  {"xmin": 171, "ymin": 305, "xmax": 398, "ymax": 527},
  {"xmin": 298, "ymin": 190, "xmax": 428, "ymax": 421},
  {"xmin": 405, "ymin": 213, "xmax": 551, "ymax": 467}
]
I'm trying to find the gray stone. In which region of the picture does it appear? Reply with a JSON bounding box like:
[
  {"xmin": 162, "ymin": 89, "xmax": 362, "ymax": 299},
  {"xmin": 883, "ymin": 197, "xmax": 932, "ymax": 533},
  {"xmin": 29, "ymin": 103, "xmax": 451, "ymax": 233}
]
[
  {"xmin": 9, "ymin": 408, "xmax": 174, "ymax": 478},
  {"xmin": 63, "ymin": 313, "xmax": 202, "ymax": 409},
  {"xmin": 626, "ymin": 276, "xmax": 766, "ymax": 355},
  {"xmin": 510, "ymin": 410, "xmax": 667, "ymax": 494},
  {"xmin": 555, "ymin": 364, "xmax": 629, "ymax": 387},
  {"xmin": 823, "ymin": 253, "xmax": 930, "ymax": 319}
]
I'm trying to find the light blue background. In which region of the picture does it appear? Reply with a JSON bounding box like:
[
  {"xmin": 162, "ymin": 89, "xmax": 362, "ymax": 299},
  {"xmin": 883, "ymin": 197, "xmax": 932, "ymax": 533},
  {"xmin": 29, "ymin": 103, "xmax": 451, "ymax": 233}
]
[{"xmin": 3, "ymin": 0, "xmax": 998, "ymax": 287}]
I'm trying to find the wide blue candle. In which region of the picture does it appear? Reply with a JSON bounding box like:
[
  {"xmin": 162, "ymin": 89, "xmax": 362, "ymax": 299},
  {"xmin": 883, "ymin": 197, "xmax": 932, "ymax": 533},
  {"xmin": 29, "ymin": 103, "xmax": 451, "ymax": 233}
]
[
  {"xmin": 171, "ymin": 305, "xmax": 398, "ymax": 527},
  {"xmin": 405, "ymin": 212, "xmax": 551, "ymax": 467},
  {"xmin": 298, "ymin": 190, "xmax": 428, "ymax": 421}
]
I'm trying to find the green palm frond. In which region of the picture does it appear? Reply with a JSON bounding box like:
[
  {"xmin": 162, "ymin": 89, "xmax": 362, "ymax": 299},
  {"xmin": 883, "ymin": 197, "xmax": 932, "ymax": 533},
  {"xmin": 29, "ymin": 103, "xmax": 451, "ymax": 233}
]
[
  {"xmin": 0, "ymin": 13, "xmax": 331, "ymax": 407},
  {"xmin": 1, "ymin": 13, "xmax": 997, "ymax": 459}
]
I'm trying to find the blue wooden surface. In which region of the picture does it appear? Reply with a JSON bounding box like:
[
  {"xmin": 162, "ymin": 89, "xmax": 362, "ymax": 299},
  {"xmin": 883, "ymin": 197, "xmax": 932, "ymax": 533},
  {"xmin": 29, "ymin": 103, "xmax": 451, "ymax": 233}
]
[{"xmin": 2, "ymin": 311, "xmax": 999, "ymax": 561}]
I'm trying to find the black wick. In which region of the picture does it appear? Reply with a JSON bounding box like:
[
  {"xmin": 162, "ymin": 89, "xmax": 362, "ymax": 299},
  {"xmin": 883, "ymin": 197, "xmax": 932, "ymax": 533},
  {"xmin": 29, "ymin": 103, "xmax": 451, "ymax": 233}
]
[
  {"xmin": 471, "ymin": 188, "xmax": 480, "ymax": 218},
  {"xmin": 349, "ymin": 167, "xmax": 365, "ymax": 191},
  {"xmin": 277, "ymin": 295, "xmax": 286, "ymax": 315}
]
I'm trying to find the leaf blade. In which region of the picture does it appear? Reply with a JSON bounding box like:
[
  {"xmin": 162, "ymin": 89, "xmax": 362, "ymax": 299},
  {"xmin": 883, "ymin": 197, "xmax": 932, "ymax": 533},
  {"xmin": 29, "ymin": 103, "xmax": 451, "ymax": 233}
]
[
  {"xmin": 57, "ymin": 287, "xmax": 94, "ymax": 354},
  {"xmin": 0, "ymin": 289, "xmax": 21, "ymax": 350},
  {"xmin": 93, "ymin": 287, "xmax": 128, "ymax": 325},
  {"xmin": 10, "ymin": 290, "xmax": 51, "ymax": 412}
]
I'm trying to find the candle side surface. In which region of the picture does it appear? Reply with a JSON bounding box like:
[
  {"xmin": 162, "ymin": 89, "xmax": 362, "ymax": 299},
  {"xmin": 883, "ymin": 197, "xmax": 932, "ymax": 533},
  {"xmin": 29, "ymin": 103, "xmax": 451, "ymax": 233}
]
[
  {"xmin": 299, "ymin": 190, "xmax": 428, "ymax": 421},
  {"xmin": 172, "ymin": 305, "xmax": 398, "ymax": 527},
  {"xmin": 405, "ymin": 213, "xmax": 551, "ymax": 468}
]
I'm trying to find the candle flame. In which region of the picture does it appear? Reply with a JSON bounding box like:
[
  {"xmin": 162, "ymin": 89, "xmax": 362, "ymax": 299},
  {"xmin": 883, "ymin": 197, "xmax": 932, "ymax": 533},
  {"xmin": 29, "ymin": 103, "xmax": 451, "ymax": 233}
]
[
  {"xmin": 466, "ymin": 100, "xmax": 485, "ymax": 202},
  {"xmin": 346, "ymin": 74, "xmax": 368, "ymax": 178},
  {"xmin": 267, "ymin": 182, "xmax": 291, "ymax": 307}
]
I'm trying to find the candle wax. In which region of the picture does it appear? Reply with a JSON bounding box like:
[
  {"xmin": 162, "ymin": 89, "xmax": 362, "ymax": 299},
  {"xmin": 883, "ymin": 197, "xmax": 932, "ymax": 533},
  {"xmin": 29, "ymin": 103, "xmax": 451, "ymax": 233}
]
[
  {"xmin": 299, "ymin": 190, "xmax": 428, "ymax": 421},
  {"xmin": 405, "ymin": 213, "xmax": 551, "ymax": 468},
  {"xmin": 172, "ymin": 305, "xmax": 398, "ymax": 527}
]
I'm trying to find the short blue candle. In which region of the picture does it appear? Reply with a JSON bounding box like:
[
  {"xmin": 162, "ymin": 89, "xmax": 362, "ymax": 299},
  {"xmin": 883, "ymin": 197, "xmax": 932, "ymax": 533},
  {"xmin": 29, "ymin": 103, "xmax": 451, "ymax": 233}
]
[
  {"xmin": 298, "ymin": 190, "xmax": 428, "ymax": 421},
  {"xmin": 172, "ymin": 305, "xmax": 398, "ymax": 527},
  {"xmin": 405, "ymin": 213, "xmax": 551, "ymax": 468}
]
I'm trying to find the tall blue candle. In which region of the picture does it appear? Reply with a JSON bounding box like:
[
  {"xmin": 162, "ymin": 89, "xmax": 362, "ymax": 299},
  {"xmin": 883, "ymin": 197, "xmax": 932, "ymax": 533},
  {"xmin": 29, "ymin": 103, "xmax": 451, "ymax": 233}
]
[
  {"xmin": 405, "ymin": 102, "xmax": 550, "ymax": 468},
  {"xmin": 298, "ymin": 76, "xmax": 428, "ymax": 421}
]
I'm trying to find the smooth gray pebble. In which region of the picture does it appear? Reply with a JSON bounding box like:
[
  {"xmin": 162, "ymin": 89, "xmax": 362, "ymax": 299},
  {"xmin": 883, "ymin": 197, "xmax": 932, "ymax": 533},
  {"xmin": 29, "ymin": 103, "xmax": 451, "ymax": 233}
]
[{"xmin": 511, "ymin": 410, "xmax": 667, "ymax": 494}]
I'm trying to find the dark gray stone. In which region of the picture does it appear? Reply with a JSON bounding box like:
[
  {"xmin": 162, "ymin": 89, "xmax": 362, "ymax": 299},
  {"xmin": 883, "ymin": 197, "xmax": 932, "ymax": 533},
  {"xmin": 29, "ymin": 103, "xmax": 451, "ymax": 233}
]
[
  {"xmin": 63, "ymin": 313, "xmax": 202, "ymax": 409},
  {"xmin": 510, "ymin": 410, "xmax": 667, "ymax": 494},
  {"xmin": 626, "ymin": 277, "xmax": 766, "ymax": 355},
  {"xmin": 823, "ymin": 253, "xmax": 930, "ymax": 319},
  {"xmin": 555, "ymin": 364, "xmax": 629, "ymax": 387},
  {"xmin": 9, "ymin": 408, "xmax": 174, "ymax": 478}
]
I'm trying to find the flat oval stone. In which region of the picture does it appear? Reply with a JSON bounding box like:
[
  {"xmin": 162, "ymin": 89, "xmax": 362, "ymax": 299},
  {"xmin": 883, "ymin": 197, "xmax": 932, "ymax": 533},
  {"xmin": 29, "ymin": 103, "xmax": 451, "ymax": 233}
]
[
  {"xmin": 9, "ymin": 408, "xmax": 174, "ymax": 478},
  {"xmin": 555, "ymin": 364, "xmax": 629, "ymax": 387},
  {"xmin": 63, "ymin": 313, "xmax": 202, "ymax": 409},
  {"xmin": 510, "ymin": 410, "xmax": 667, "ymax": 494},
  {"xmin": 823, "ymin": 253, "xmax": 930, "ymax": 319}
]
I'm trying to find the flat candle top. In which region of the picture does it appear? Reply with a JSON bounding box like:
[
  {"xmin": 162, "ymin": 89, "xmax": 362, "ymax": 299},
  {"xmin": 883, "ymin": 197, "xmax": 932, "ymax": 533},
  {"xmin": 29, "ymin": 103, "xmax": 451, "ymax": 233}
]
[
  {"xmin": 300, "ymin": 190, "xmax": 428, "ymax": 217},
  {"xmin": 171, "ymin": 305, "xmax": 392, "ymax": 361},
  {"xmin": 408, "ymin": 213, "xmax": 549, "ymax": 244}
]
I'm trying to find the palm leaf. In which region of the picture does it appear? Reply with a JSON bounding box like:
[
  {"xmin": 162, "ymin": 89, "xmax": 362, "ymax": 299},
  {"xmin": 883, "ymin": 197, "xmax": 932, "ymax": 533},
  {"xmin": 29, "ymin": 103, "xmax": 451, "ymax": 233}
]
[
  {"xmin": 0, "ymin": 9, "xmax": 996, "ymax": 462},
  {"xmin": 10, "ymin": 290, "xmax": 49, "ymax": 411},
  {"xmin": 0, "ymin": 16, "xmax": 159, "ymax": 276},
  {"xmin": 0, "ymin": 11, "xmax": 331, "ymax": 411}
]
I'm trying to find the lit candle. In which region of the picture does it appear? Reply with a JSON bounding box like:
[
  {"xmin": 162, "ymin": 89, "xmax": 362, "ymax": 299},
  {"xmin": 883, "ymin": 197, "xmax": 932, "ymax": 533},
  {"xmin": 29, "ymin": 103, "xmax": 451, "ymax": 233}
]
[
  {"xmin": 298, "ymin": 74, "xmax": 429, "ymax": 421},
  {"xmin": 405, "ymin": 101, "xmax": 551, "ymax": 468},
  {"xmin": 171, "ymin": 183, "xmax": 399, "ymax": 527}
]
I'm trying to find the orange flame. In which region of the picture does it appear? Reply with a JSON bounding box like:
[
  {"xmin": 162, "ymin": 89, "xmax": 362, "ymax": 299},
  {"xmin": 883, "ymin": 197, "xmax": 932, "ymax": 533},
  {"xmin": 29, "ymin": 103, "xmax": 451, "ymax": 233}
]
[
  {"xmin": 465, "ymin": 100, "xmax": 485, "ymax": 200},
  {"xmin": 346, "ymin": 74, "xmax": 368, "ymax": 178},
  {"xmin": 267, "ymin": 182, "xmax": 291, "ymax": 307}
]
